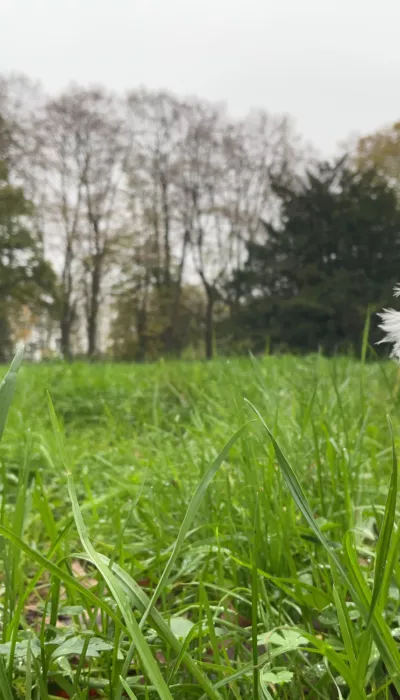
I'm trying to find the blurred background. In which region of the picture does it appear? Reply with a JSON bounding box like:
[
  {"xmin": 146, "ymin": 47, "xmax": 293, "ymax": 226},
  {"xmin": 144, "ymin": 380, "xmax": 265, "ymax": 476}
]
[{"xmin": 1, "ymin": 0, "xmax": 400, "ymax": 361}]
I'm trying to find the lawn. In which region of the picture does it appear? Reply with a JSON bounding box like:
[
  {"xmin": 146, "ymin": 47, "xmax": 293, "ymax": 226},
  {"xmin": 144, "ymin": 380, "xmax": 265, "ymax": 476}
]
[{"xmin": 1, "ymin": 353, "xmax": 400, "ymax": 698}]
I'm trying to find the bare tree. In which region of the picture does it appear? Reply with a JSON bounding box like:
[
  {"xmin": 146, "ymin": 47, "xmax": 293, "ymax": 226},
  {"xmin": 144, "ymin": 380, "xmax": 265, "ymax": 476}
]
[
  {"xmin": 123, "ymin": 90, "xmax": 191, "ymax": 355},
  {"xmin": 36, "ymin": 91, "xmax": 89, "ymax": 358},
  {"xmin": 181, "ymin": 104, "xmax": 302, "ymax": 358},
  {"xmin": 38, "ymin": 87, "xmax": 129, "ymax": 357},
  {"xmin": 77, "ymin": 88, "xmax": 130, "ymax": 358},
  {"xmin": 176, "ymin": 101, "xmax": 253, "ymax": 358},
  {"xmin": 123, "ymin": 94, "xmax": 302, "ymax": 360},
  {"xmin": 0, "ymin": 73, "xmax": 304, "ymax": 360}
]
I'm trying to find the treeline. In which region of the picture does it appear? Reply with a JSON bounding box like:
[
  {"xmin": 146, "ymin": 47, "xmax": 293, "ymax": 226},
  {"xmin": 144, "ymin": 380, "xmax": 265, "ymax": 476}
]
[{"xmin": 1, "ymin": 74, "xmax": 400, "ymax": 360}]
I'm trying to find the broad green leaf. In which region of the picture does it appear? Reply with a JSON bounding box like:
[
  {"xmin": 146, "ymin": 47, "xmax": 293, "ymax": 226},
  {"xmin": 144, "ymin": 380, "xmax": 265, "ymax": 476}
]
[
  {"xmin": 261, "ymin": 668, "xmax": 293, "ymax": 684},
  {"xmin": 51, "ymin": 635, "xmax": 113, "ymax": 659},
  {"xmin": 0, "ymin": 638, "xmax": 41, "ymax": 660},
  {"xmin": 169, "ymin": 616, "xmax": 195, "ymax": 640},
  {"xmin": 262, "ymin": 629, "xmax": 307, "ymax": 649},
  {"xmin": 57, "ymin": 605, "xmax": 85, "ymax": 615}
]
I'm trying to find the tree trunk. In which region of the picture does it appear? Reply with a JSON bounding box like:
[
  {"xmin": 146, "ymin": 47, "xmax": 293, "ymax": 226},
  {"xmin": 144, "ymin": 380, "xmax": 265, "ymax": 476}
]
[
  {"xmin": 161, "ymin": 175, "xmax": 171, "ymax": 286},
  {"xmin": 87, "ymin": 256, "xmax": 101, "ymax": 358},
  {"xmin": 60, "ymin": 314, "xmax": 72, "ymax": 360},
  {"xmin": 87, "ymin": 314, "xmax": 97, "ymax": 358},
  {"xmin": 0, "ymin": 314, "xmax": 12, "ymax": 363},
  {"xmin": 205, "ymin": 293, "xmax": 214, "ymax": 360},
  {"xmin": 166, "ymin": 230, "xmax": 189, "ymax": 356},
  {"xmin": 135, "ymin": 307, "xmax": 147, "ymax": 361},
  {"xmin": 61, "ymin": 245, "xmax": 74, "ymax": 360}
]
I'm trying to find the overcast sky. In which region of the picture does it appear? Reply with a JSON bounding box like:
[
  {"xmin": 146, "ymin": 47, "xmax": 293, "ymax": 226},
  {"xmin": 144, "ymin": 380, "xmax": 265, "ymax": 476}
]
[{"xmin": 2, "ymin": 0, "xmax": 400, "ymax": 155}]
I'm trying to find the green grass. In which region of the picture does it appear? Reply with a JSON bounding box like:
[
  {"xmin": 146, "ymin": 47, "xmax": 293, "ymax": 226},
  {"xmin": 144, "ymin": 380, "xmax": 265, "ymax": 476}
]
[{"xmin": 1, "ymin": 353, "xmax": 400, "ymax": 698}]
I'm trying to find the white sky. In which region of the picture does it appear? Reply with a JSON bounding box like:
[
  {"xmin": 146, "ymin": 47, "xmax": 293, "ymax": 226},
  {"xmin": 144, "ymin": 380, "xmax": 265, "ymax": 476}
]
[{"xmin": 2, "ymin": 0, "xmax": 400, "ymax": 155}]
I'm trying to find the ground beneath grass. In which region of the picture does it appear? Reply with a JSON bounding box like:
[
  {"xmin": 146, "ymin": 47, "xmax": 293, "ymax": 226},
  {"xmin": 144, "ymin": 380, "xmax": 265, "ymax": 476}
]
[{"xmin": 1, "ymin": 355, "xmax": 400, "ymax": 698}]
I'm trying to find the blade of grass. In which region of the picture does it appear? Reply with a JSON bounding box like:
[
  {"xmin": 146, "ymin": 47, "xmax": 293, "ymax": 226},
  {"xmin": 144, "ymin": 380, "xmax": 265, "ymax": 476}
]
[
  {"xmin": 0, "ymin": 656, "xmax": 13, "ymax": 700},
  {"xmin": 32, "ymin": 655, "xmax": 49, "ymax": 700},
  {"xmin": 9, "ymin": 432, "xmax": 33, "ymax": 657},
  {"xmin": 246, "ymin": 398, "xmax": 400, "ymax": 694},
  {"xmin": 72, "ymin": 635, "xmax": 91, "ymax": 696},
  {"xmin": 354, "ymin": 416, "xmax": 399, "ymax": 687},
  {"xmin": 0, "ymin": 348, "xmax": 25, "ymax": 649},
  {"xmin": 251, "ymin": 492, "xmax": 260, "ymax": 700},
  {"xmin": 74, "ymin": 551, "xmax": 223, "ymax": 700},
  {"xmin": 67, "ymin": 473, "xmax": 174, "ymax": 700},
  {"xmin": 7, "ymin": 519, "xmax": 73, "ymax": 642},
  {"xmin": 167, "ymin": 621, "xmax": 202, "ymax": 684},
  {"xmin": 115, "ymin": 421, "xmax": 250, "ymax": 700},
  {"xmin": 71, "ymin": 423, "xmax": 251, "ymax": 699},
  {"xmin": 245, "ymin": 399, "xmax": 346, "ymax": 576},
  {"xmin": 204, "ymin": 632, "xmax": 364, "ymax": 698},
  {"xmin": 332, "ymin": 584, "xmax": 356, "ymax": 666},
  {"xmin": 368, "ymin": 416, "xmax": 398, "ymax": 622},
  {"xmin": 0, "ymin": 346, "xmax": 24, "ymax": 442},
  {"xmin": 47, "ymin": 393, "xmax": 175, "ymax": 700},
  {"xmin": 139, "ymin": 421, "xmax": 252, "ymax": 631},
  {"xmin": 0, "ymin": 522, "xmax": 128, "ymax": 633},
  {"xmin": 361, "ymin": 306, "xmax": 371, "ymax": 366},
  {"xmin": 199, "ymin": 582, "xmax": 231, "ymax": 698},
  {"xmin": 119, "ymin": 676, "xmax": 139, "ymax": 700},
  {"xmin": 25, "ymin": 637, "xmax": 32, "ymax": 700},
  {"xmin": 51, "ymin": 421, "xmax": 248, "ymax": 700}
]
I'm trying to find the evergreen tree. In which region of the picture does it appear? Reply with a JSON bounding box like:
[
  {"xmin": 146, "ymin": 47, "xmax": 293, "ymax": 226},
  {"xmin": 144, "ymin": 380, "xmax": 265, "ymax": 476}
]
[{"xmin": 229, "ymin": 159, "xmax": 400, "ymax": 354}]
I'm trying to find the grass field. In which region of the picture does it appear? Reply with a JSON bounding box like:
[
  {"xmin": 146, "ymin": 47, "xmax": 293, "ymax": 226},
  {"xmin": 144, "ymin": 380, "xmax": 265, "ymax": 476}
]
[{"xmin": 2, "ymin": 352, "xmax": 400, "ymax": 698}]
